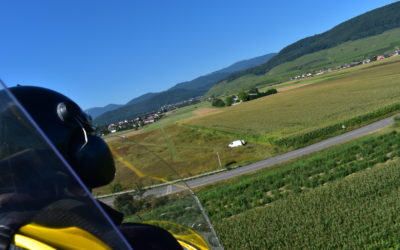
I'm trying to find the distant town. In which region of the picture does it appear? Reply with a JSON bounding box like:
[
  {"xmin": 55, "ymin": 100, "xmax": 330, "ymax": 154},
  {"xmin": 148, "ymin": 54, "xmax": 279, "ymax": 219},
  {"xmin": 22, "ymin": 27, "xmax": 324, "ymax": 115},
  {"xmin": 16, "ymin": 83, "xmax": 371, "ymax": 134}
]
[{"xmin": 96, "ymin": 96, "xmax": 201, "ymax": 136}]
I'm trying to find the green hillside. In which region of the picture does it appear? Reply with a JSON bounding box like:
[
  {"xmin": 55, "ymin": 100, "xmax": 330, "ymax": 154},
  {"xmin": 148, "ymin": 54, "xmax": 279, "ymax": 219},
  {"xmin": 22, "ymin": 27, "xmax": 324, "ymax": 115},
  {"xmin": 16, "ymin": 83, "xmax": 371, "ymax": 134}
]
[
  {"xmin": 222, "ymin": 1, "xmax": 400, "ymax": 83},
  {"xmin": 190, "ymin": 56, "xmax": 400, "ymax": 147},
  {"xmin": 206, "ymin": 27, "xmax": 400, "ymax": 97}
]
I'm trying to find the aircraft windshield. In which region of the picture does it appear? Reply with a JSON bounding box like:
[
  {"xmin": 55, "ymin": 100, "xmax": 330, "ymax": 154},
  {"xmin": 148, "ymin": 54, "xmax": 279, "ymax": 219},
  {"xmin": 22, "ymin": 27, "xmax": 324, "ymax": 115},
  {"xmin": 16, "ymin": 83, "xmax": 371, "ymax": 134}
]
[
  {"xmin": 0, "ymin": 81, "xmax": 132, "ymax": 249},
  {"xmin": 99, "ymin": 131, "xmax": 223, "ymax": 249}
]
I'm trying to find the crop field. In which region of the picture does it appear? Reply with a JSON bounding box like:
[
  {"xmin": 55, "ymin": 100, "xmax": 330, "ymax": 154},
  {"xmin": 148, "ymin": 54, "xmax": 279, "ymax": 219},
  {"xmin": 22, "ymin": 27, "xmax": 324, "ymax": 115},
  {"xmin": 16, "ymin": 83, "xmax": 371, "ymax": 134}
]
[
  {"xmin": 93, "ymin": 124, "xmax": 279, "ymax": 195},
  {"xmin": 214, "ymin": 157, "xmax": 400, "ymax": 249},
  {"xmin": 187, "ymin": 56, "xmax": 400, "ymax": 147},
  {"xmin": 198, "ymin": 130, "xmax": 400, "ymax": 220},
  {"xmin": 96, "ymin": 56, "xmax": 400, "ymax": 195},
  {"xmin": 260, "ymin": 70, "xmax": 350, "ymax": 93},
  {"xmin": 116, "ymin": 129, "xmax": 400, "ymax": 248},
  {"xmin": 206, "ymin": 28, "xmax": 400, "ymax": 97}
]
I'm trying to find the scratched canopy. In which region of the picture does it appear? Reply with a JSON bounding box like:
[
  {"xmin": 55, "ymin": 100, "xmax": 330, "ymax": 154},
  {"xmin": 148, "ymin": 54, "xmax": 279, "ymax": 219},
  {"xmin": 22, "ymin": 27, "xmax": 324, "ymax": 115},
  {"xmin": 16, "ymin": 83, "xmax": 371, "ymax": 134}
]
[
  {"xmin": 0, "ymin": 81, "xmax": 133, "ymax": 249},
  {"xmin": 102, "ymin": 133, "xmax": 223, "ymax": 249},
  {"xmin": 0, "ymin": 80, "xmax": 221, "ymax": 249}
]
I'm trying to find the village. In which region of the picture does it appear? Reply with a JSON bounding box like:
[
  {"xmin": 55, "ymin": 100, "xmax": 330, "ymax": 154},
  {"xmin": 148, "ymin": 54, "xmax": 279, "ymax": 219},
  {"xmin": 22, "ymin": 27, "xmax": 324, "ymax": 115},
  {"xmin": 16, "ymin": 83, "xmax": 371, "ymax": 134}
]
[
  {"xmin": 291, "ymin": 49, "xmax": 399, "ymax": 80},
  {"xmin": 97, "ymin": 96, "xmax": 201, "ymax": 135}
]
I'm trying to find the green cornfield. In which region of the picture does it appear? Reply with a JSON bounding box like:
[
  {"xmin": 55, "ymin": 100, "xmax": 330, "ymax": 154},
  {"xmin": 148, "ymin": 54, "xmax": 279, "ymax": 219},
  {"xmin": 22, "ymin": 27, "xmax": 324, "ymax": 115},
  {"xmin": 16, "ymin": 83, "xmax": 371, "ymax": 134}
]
[
  {"xmin": 196, "ymin": 130, "xmax": 400, "ymax": 248},
  {"xmin": 214, "ymin": 159, "xmax": 400, "ymax": 249}
]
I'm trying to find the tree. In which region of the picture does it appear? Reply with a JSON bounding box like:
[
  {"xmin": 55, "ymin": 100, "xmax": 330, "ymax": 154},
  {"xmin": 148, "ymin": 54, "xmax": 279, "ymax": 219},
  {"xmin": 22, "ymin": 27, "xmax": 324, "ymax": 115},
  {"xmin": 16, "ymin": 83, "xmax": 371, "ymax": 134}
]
[
  {"xmin": 212, "ymin": 98, "xmax": 225, "ymax": 107},
  {"xmin": 225, "ymin": 96, "xmax": 234, "ymax": 106},
  {"xmin": 238, "ymin": 91, "xmax": 249, "ymax": 101},
  {"xmin": 248, "ymin": 87, "xmax": 260, "ymax": 95},
  {"xmin": 114, "ymin": 193, "xmax": 137, "ymax": 216},
  {"xmin": 109, "ymin": 181, "xmax": 123, "ymax": 193},
  {"xmin": 265, "ymin": 88, "xmax": 278, "ymax": 95}
]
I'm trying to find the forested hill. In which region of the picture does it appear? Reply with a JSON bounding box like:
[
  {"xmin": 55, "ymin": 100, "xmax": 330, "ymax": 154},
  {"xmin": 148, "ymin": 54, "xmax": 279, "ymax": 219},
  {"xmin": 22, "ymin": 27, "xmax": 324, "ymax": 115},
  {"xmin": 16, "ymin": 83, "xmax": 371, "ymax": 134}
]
[{"xmin": 224, "ymin": 1, "xmax": 400, "ymax": 81}]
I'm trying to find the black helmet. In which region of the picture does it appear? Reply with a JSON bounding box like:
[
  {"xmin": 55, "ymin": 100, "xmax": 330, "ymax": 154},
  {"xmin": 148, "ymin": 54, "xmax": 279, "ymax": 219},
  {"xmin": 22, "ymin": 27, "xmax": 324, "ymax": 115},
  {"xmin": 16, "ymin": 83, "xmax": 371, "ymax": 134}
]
[{"xmin": 8, "ymin": 86, "xmax": 115, "ymax": 188}]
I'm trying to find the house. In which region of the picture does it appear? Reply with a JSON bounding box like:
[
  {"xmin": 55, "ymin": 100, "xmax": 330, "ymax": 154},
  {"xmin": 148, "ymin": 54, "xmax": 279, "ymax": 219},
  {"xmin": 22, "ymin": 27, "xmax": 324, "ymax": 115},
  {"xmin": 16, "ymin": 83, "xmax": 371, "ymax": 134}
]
[
  {"xmin": 376, "ymin": 55, "xmax": 385, "ymax": 61},
  {"xmin": 362, "ymin": 59, "xmax": 371, "ymax": 64},
  {"xmin": 144, "ymin": 118, "xmax": 155, "ymax": 124}
]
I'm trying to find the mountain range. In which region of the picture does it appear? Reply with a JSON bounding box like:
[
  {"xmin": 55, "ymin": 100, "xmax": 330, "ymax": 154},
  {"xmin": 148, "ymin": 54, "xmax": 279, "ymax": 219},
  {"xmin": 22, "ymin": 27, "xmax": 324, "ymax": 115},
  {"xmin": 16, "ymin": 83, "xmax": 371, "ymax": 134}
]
[
  {"xmin": 91, "ymin": 1, "xmax": 400, "ymax": 126},
  {"xmin": 223, "ymin": 1, "xmax": 400, "ymax": 82},
  {"xmin": 90, "ymin": 53, "xmax": 276, "ymax": 124}
]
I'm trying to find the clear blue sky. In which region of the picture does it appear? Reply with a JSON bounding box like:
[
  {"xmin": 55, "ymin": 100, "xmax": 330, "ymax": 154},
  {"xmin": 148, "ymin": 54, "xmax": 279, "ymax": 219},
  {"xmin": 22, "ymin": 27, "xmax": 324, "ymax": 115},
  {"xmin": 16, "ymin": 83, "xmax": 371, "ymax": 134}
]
[{"xmin": 1, "ymin": 0, "xmax": 398, "ymax": 109}]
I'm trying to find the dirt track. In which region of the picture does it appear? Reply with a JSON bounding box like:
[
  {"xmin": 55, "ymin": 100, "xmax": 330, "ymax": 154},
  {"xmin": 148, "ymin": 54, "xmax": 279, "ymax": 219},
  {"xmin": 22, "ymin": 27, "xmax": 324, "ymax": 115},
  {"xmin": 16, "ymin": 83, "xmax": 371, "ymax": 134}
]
[
  {"xmin": 192, "ymin": 108, "xmax": 218, "ymax": 115},
  {"xmin": 104, "ymin": 129, "xmax": 142, "ymax": 142}
]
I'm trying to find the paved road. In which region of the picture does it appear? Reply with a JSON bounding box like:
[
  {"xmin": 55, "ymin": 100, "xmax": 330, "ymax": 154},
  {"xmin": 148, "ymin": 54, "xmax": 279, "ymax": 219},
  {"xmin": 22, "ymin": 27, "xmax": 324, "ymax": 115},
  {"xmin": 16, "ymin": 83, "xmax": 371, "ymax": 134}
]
[{"xmin": 100, "ymin": 116, "xmax": 394, "ymax": 206}]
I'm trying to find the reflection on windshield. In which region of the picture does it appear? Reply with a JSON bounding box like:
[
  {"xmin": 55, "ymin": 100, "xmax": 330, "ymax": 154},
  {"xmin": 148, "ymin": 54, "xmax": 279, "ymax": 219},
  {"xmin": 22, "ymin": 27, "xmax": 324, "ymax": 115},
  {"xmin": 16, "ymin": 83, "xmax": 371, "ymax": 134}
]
[{"xmin": 107, "ymin": 138, "xmax": 222, "ymax": 249}]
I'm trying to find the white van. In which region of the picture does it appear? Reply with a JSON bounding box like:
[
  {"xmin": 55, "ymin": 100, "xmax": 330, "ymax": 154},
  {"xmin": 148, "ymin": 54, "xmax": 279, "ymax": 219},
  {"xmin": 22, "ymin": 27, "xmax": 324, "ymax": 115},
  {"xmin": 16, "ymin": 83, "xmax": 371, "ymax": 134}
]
[{"xmin": 228, "ymin": 140, "xmax": 246, "ymax": 148}]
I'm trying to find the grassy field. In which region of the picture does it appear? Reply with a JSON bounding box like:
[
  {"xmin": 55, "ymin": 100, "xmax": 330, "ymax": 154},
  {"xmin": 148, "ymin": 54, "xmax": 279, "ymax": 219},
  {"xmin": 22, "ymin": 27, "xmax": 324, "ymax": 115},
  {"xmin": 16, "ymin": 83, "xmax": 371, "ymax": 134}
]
[
  {"xmin": 141, "ymin": 101, "xmax": 213, "ymax": 133},
  {"xmin": 95, "ymin": 55, "xmax": 400, "ymax": 195},
  {"xmin": 205, "ymin": 27, "xmax": 400, "ymax": 97},
  {"xmin": 259, "ymin": 70, "xmax": 349, "ymax": 93},
  {"xmin": 94, "ymin": 124, "xmax": 279, "ymax": 195},
  {"xmin": 103, "ymin": 102, "xmax": 213, "ymax": 139},
  {"xmin": 187, "ymin": 56, "xmax": 400, "ymax": 147}
]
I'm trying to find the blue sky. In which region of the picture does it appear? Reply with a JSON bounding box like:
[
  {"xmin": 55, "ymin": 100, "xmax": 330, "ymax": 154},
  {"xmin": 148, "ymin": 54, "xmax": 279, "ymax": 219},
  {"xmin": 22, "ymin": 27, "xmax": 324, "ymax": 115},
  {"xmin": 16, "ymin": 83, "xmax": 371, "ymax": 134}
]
[{"xmin": 1, "ymin": 0, "xmax": 398, "ymax": 109}]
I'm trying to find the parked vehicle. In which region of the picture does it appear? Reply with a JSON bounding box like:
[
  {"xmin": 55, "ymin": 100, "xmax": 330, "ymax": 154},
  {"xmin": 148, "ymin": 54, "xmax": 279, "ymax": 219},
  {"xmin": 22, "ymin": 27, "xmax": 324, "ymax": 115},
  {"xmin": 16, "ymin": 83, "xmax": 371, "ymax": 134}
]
[{"xmin": 228, "ymin": 140, "xmax": 246, "ymax": 148}]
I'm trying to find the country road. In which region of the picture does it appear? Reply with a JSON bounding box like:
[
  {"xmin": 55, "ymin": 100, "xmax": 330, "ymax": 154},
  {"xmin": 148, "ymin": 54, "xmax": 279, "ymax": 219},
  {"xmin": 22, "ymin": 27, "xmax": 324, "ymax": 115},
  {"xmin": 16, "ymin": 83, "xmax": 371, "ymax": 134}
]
[{"xmin": 99, "ymin": 116, "xmax": 394, "ymax": 206}]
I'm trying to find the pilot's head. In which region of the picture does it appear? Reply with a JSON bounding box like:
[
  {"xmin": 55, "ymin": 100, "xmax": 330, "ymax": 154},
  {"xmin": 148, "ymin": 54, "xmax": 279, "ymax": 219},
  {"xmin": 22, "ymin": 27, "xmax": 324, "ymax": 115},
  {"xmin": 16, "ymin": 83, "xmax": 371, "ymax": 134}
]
[{"xmin": 8, "ymin": 86, "xmax": 115, "ymax": 189}]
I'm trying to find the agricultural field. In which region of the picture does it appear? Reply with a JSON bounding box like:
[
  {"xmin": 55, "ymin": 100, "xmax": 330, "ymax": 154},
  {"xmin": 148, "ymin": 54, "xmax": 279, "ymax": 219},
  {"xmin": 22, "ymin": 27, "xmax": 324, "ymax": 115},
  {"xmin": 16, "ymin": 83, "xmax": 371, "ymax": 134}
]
[
  {"xmin": 104, "ymin": 101, "xmax": 214, "ymax": 140},
  {"xmin": 213, "ymin": 155, "xmax": 400, "ymax": 248},
  {"xmin": 96, "ymin": 56, "xmax": 400, "ymax": 196},
  {"xmin": 198, "ymin": 129, "xmax": 400, "ymax": 220},
  {"xmin": 117, "ymin": 128, "xmax": 400, "ymax": 248},
  {"xmin": 215, "ymin": 159, "xmax": 400, "ymax": 249},
  {"xmin": 187, "ymin": 56, "xmax": 400, "ymax": 147},
  {"xmin": 206, "ymin": 27, "xmax": 400, "ymax": 97},
  {"xmin": 141, "ymin": 101, "xmax": 214, "ymax": 133},
  {"xmin": 94, "ymin": 124, "xmax": 280, "ymax": 195}
]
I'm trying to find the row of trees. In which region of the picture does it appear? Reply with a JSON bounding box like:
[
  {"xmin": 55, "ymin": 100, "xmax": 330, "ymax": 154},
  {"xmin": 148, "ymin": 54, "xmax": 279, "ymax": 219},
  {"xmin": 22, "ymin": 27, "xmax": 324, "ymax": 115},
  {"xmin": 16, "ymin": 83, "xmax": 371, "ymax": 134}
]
[{"xmin": 211, "ymin": 87, "xmax": 278, "ymax": 107}]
